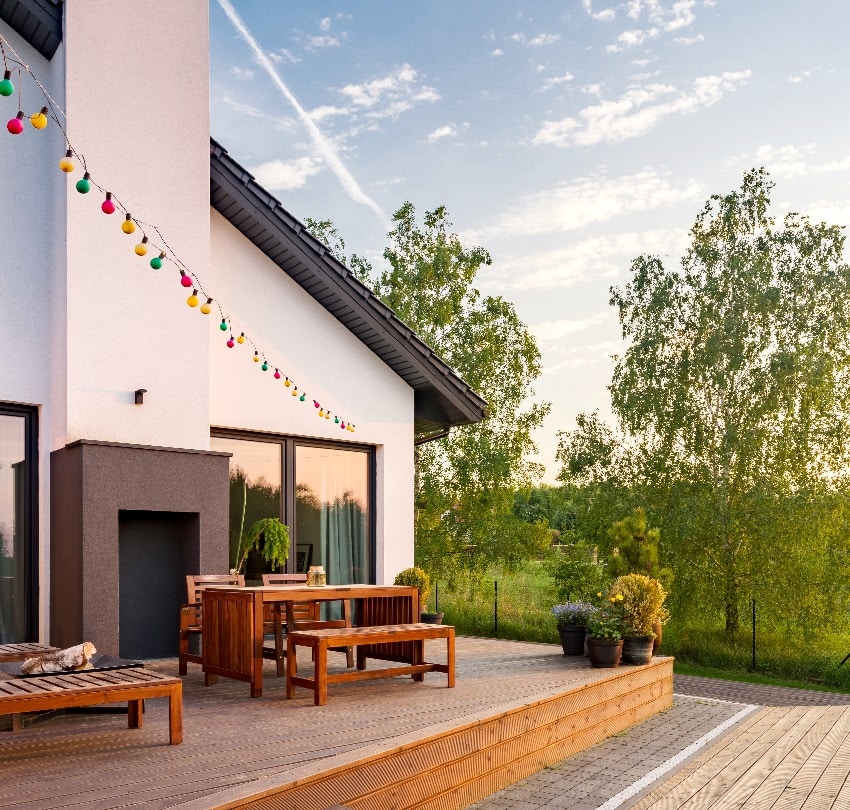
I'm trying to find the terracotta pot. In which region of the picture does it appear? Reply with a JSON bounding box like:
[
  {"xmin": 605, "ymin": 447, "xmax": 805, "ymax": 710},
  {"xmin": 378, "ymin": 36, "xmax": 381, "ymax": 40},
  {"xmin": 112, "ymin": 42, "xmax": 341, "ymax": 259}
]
[
  {"xmin": 586, "ymin": 637, "xmax": 623, "ymax": 668},
  {"xmin": 621, "ymin": 635, "xmax": 654, "ymax": 665},
  {"xmin": 557, "ymin": 624, "xmax": 586, "ymax": 655}
]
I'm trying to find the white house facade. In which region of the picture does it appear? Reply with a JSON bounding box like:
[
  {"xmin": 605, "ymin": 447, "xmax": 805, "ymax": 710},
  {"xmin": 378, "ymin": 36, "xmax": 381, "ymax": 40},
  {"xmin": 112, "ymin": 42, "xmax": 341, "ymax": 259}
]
[{"xmin": 0, "ymin": 1, "xmax": 486, "ymax": 658}]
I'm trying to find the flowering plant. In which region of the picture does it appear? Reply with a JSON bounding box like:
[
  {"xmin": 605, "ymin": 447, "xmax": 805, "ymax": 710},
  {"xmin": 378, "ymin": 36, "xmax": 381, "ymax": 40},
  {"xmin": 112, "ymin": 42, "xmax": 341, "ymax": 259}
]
[
  {"xmin": 610, "ymin": 574, "xmax": 669, "ymax": 637},
  {"xmin": 552, "ymin": 601, "xmax": 597, "ymax": 627},
  {"xmin": 585, "ymin": 591, "xmax": 626, "ymax": 640}
]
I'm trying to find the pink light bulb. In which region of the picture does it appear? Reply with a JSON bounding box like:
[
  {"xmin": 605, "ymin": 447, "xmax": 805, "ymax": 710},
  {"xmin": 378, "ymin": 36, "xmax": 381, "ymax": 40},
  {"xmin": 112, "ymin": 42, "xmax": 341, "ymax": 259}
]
[
  {"xmin": 7, "ymin": 113, "xmax": 24, "ymax": 135},
  {"xmin": 180, "ymin": 272, "xmax": 193, "ymax": 288},
  {"xmin": 101, "ymin": 193, "xmax": 116, "ymax": 214},
  {"xmin": 274, "ymin": 369, "xmax": 281, "ymax": 379},
  {"xmin": 227, "ymin": 338, "xmax": 235, "ymax": 348}
]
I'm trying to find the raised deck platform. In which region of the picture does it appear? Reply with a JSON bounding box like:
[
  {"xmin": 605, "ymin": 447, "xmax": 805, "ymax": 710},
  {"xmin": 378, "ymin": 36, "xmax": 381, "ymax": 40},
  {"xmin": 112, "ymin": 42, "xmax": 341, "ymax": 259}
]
[{"xmin": 0, "ymin": 636, "xmax": 672, "ymax": 810}]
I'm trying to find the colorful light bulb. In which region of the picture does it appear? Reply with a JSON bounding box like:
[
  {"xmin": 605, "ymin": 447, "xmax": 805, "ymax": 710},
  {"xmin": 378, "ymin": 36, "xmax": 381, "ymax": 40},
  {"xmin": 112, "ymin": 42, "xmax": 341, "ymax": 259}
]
[
  {"xmin": 30, "ymin": 107, "xmax": 48, "ymax": 129},
  {"xmin": 187, "ymin": 289, "xmax": 199, "ymax": 307},
  {"xmin": 150, "ymin": 252, "xmax": 165, "ymax": 270},
  {"xmin": 253, "ymin": 351, "xmax": 260, "ymax": 363},
  {"xmin": 200, "ymin": 298, "xmax": 213, "ymax": 315},
  {"xmin": 325, "ymin": 412, "xmax": 330, "ymax": 419},
  {"xmin": 226, "ymin": 337, "xmax": 235, "ymax": 348},
  {"xmin": 237, "ymin": 332, "xmax": 245, "ymax": 344},
  {"xmin": 75, "ymin": 171, "xmax": 91, "ymax": 193},
  {"xmin": 313, "ymin": 400, "xmax": 320, "ymax": 409},
  {"xmin": 0, "ymin": 71, "xmax": 14, "ymax": 97},
  {"xmin": 334, "ymin": 416, "xmax": 340, "ymax": 424},
  {"xmin": 134, "ymin": 236, "xmax": 149, "ymax": 256},
  {"xmin": 292, "ymin": 387, "xmax": 298, "ymax": 396},
  {"xmin": 284, "ymin": 377, "xmax": 291, "ymax": 387},
  {"xmin": 121, "ymin": 214, "xmax": 136, "ymax": 234},
  {"xmin": 261, "ymin": 360, "xmax": 269, "ymax": 371},
  {"xmin": 219, "ymin": 319, "xmax": 228, "ymax": 331},
  {"xmin": 180, "ymin": 271, "xmax": 193, "ymax": 288},
  {"xmin": 273, "ymin": 369, "xmax": 281, "ymax": 379},
  {"xmin": 299, "ymin": 393, "xmax": 306, "ymax": 402},
  {"xmin": 101, "ymin": 192, "xmax": 115, "ymax": 214},
  {"xmin": 59, "ymin": 149, "xmax": 74, "ymax": 173},
  {"xmin": 318, "ymin": 408, "xmax": 324, "ymax": 417},
  {"xmin": 340, "ymin": 421, "xmax": 346, "ymax": 429},
  {"xmin": 7, "ymin": 112, "xmax": 24, "ymax": 134}
]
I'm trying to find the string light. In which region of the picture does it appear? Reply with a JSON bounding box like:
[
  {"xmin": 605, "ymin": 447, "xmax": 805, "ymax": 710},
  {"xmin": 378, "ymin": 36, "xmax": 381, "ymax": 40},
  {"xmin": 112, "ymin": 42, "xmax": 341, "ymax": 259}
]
[
  {"xmin": 0, "ymin": 31, "xmax": 357, "ymax": 434},
  {"xmin": 6, "ymin": 111, "xmax": 23, "ymax": 134}
]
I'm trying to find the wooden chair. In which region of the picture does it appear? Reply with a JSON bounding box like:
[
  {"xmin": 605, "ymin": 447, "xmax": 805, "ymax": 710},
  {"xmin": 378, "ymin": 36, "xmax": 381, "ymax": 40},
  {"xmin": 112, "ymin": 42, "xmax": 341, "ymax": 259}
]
[
  {"xmin": 179, "ymin": 573, "xmax": 244, "ymax": 676},
  {"xmin": 261, "ymin": 573, "xmax": 354, "ymax": 675}
]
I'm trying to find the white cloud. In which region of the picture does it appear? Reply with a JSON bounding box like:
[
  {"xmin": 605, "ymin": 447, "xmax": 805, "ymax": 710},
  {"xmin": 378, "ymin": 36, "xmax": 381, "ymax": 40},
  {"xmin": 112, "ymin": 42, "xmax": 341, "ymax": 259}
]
[
  {"xmin": 231, "ymin": 66, "xmax": 254, "ymax": 80},
  {"xmin": 491, "ymin": 48, "xmax": 504, "ymax": 57},
  {"xmin": 582, "ymin": 83, "xmax": 603, "ymax": 95},
  {"xmin": 319, "ymin": 17, "xmax": 331, "ymax": 31},
  {"xmin": 543, "ymin": 72, "xmax": 574, "ymax": 89},
  {"xmin": 270, "ymin": 48, "xmax": 301, "ymax": 64},
  {"xmin": 338, "ymin": 65, "xmax": 440, "ymax": 116},
  {"xmin": 306, "ymin": 35, "xmax": 340, "ymax": 50},
  {"xmin": 788, "ymin": 70, "xmax": 811, "ymax": 84},
  {"xmin": 427, "ymin": 124, "xmax": 457, "ymax": 143},
  {"xmin": 533, "ymin": 312, "xmax": 611, "ymax": 343},
  {"xmin": 529, "ymin": 33, "xmax": 561, "ymax": 46},
  {"xmin": 472, "ymin": 171, "xmax": 703, "ymax": 241},
  {"xmin": 533, "ymin": 70, "xmax": 751, "ymax": 147},
  {"xmin": 489, "ymin": 227, "xmax": 688, "ymax": 290},
  {"xmin": 251, "ymin": 156, "xmax": 324, "ymax": 190},
  {"xmin": 607, "ymin": 0, "xmax": 698, "ymax": 50},
  {"xmin": 748, "ymin": 143, "xmax": 850, "ymax": 180},
  {"xmin": 582, "ymin": 0, "xmax": 617, "ymax": 21},
  {"xmin": 511, "ymin": 32, "xmax": 526, "ymax": 43},
  {"xmin": 674, "ymin": 33, "xmax": 704, "ymax": 45},
  {"xmin": 309, "ymin": 105, "xmax": 349, "ymax": 122}
]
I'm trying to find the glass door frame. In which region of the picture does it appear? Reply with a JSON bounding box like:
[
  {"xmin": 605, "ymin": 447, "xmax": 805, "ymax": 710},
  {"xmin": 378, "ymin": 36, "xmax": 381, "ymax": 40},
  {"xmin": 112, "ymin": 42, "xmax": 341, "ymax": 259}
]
[
  {"xmin": 211, "ymin": 428, "xmax": 376, "ymax": 582},
  {"xmin": 0, "ymin": 402, "xmax": 38, "ymax": 641}
]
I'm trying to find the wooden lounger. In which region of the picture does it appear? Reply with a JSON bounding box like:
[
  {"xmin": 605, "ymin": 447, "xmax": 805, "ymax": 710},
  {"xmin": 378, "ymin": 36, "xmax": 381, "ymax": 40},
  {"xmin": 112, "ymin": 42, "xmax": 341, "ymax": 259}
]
[
  {"xmin": 286, "ymin": 623, "xmax": 455, "ymax": 706},
  {"xmin": 0, "ymin": 667, "xmax": 183, "ymax": 743},
  {"xmin": 0, "ymin": 643, "xmax": 58, "ymax": 663}
]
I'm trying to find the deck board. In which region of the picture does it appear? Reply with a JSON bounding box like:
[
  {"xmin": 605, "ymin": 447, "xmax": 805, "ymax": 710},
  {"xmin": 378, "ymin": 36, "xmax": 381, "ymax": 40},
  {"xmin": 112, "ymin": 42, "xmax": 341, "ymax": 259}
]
[{"xmin": 0, "ymin": 636, "xmax": 671, "ymax": 810}]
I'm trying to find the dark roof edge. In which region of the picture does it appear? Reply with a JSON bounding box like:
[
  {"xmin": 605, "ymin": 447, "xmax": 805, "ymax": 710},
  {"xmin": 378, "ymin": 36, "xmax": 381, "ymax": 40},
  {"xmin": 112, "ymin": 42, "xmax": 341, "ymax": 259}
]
[
  {"xmin": 209, "ymin": 138, "xmax": 489, "ymax": 429},
  {"xmin": 0, "ymin": 0, "xmax": 63, "ymax": 60}
]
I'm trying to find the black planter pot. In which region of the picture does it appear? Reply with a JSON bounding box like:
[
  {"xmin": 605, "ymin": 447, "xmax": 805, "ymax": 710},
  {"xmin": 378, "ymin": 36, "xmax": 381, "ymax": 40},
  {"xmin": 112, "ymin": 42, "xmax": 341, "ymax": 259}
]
[
  {"xmin": 621, "ymin": 635, "xmax": 654, "ymax": 665},
  {"xmin": 420, "ymin": 612, "xmax": 444, "ymax": 624},
  {"xmin": 586, "ymin": 637, "xmax": 623, "ymax": 668},
  {"xmin": 557, "ymin": 624, "xmax": 586, "ymax": 655}
]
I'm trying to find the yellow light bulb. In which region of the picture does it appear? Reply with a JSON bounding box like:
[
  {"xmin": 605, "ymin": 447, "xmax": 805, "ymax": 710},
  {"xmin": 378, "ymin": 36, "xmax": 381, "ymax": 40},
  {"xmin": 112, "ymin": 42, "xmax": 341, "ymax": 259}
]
[
  {"xmin": 59, "ymin": 157, "xmax": 74, "ymax": 172},
  {"xmin": 31, "ymin": 108, "xmax": 48, "ymax": 129},
  {"xmin": 236, "ymin": 333, "xmax": 245, "ymax": 344},
  {"xmin": 122, "ymin": 216, "xmax": 136, "ymax": 235},
  {"xmin": 200, "ymin": 298, "xmax": 212, "ymax": 315},
  {"xmin": 253, "ymin": 352, "xmax": 260, "ymax": 362},
  {"xmin": 135, "ymin": 237, "xmax": 148, "ymax": 256},
  {"xmin": 187, "ymin": 290, "xmax": 199, "ymax": 308}
]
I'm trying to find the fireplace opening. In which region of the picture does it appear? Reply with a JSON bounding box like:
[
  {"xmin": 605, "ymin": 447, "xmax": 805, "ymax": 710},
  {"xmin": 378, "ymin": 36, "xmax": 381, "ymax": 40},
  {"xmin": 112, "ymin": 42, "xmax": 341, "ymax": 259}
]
[{"xmin": 118, "ymin": 510, "xmax": 200, "ymax": 659}]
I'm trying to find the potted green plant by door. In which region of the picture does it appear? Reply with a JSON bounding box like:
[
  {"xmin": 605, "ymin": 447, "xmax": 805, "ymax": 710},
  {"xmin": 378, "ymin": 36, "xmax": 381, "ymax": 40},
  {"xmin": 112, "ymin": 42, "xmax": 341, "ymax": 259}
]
[
  {"xmin": 551, "ymin": 601, "xmax": 596, "ymax": 655},
  {"xmin": 584, "ymin": 593, "xmax": 625, "ymax": 668},
  {"xmin": 232, "ymin": 517, "xmax": 290, "ymax": 575},
  {"xmin": 610, "ymin": 574, "xmax": 669, "ymax": 665},
  {"xmin": 393, "ymin": 566, "xmax": 443, "ymax": 624}
]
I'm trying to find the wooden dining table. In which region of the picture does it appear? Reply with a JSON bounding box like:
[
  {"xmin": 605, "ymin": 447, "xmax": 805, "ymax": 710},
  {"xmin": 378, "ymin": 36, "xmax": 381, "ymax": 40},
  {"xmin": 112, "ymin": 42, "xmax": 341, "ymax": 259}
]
[{"xmin": 201, "ymin": 584, "xmax": 420, "ymax": 697}]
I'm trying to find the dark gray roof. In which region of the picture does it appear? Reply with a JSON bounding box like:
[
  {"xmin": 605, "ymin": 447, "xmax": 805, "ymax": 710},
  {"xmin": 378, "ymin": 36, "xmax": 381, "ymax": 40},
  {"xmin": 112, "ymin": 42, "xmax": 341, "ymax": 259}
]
[
  {"xmin": 210, "ymin": 139, "xmax": 489, "ymax": 435},
  {"xmin": 0, "ymin": 0, "xmax": 62, "ymax": 60}
]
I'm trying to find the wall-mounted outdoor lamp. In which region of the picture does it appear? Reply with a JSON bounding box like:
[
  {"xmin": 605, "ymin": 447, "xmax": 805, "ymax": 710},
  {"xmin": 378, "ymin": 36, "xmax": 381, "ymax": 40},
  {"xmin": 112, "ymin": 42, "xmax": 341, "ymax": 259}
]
[{"xmin": 134, "ymin": 388, "xmax": 147, "ymax": 405}]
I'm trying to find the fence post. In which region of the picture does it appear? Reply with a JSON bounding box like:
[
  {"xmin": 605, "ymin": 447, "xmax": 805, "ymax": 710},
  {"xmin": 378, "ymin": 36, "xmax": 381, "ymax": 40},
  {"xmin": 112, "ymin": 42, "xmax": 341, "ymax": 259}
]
[
  {"xmin": 435, "ymin": 581, "xmax": 439, "ymax": 613},
  {"xmin": 751, "ymin": 598, "xmax": 756, "ymax": 671},
  {"xmin": 494, "ymin": 580, "xmax": 498, "ymax": 638}
]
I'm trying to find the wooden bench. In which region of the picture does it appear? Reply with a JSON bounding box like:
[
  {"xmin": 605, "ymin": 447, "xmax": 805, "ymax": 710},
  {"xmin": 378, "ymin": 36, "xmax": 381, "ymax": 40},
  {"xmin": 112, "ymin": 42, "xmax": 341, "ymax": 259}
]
[
  {"xmin": 286, "ymin": 623, "xmax": 455, "ymax": 706},
  {"xmin": 0, "ymin": 667, "xmax": 183, "ymax": 743},
  {"xmin": 0, "ymin": 643, "xmax": 58, "ymax": 663}
]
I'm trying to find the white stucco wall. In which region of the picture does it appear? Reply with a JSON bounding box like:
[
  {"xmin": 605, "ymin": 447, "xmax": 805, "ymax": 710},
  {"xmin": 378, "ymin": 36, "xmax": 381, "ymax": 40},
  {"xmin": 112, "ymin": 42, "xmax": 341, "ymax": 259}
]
[
  {"xmin": 209, "ymin": 211, "xmax": 415, "ymax": 582},
  {"xmin": 61, "ymin": 1, "xmax": 211, "ymax": 450}
]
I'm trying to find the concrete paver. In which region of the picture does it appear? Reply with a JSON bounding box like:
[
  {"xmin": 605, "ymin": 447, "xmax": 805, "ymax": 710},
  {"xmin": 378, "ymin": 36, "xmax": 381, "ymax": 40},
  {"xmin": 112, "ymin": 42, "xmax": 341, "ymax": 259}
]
[{"xmin": 466, "ymin": 672, "xmax": 850, "ymax": 810}]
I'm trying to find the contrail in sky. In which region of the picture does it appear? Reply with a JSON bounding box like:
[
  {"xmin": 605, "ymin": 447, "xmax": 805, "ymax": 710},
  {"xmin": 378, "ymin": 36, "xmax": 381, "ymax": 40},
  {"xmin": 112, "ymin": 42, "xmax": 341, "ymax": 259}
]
[{"xmin": 217, "ymin": 0, "xmax": 388, "ymax": 226}]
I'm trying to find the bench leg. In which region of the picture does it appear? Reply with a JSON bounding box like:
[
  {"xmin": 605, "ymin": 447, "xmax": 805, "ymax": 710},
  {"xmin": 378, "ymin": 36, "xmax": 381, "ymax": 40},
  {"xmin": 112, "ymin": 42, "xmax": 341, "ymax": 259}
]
[
  {"xmin": 447, "ymin": 632, "xmax": 456, "ymax": 688},
  {"xmin": 128, "ymin": 699, "xmax": 143, "ymax": 729},
  {"xmin": 412, "ymin": 639, "xmax": 425, "ymax": 682},
  {"xmin": 169, "ymin": 687, "xmax": 183, "ymax": 745},
  {"xmin": 315, "ymin": 642, "xmax": 328, "ymax": 706},
  {"xmin": 286, "ymin": 635, "xmax": 297, "ymax": 699},
  {"xmin": 11, "ymin": 713, "xmax": 22, "ymax": 732}
]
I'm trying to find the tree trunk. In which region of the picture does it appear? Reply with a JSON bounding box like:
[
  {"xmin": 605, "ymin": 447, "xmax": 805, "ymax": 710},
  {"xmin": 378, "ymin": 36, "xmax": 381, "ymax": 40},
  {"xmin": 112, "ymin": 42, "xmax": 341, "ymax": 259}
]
[{"xmin": 725, "ymin": 600, "xmax": 739, "ymax": 636}]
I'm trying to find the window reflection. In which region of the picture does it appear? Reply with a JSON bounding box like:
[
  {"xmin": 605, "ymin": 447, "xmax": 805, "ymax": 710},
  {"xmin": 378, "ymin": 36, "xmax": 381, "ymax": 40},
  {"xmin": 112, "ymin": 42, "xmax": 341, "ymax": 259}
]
[{"xmin": 0, "ymin": 414, "xmax": 26, "ymax": 642}]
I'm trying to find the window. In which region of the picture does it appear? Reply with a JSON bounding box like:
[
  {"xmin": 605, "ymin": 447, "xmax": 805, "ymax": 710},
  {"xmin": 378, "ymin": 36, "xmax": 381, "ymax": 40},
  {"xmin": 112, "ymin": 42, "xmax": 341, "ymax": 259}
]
[
  {"xmin": 210, "ymin": 432, "xmax": 373, "ymax": 584},
  {"xmin": 0, "ymin": 404, "xmax": 37, "ymax": 642}
]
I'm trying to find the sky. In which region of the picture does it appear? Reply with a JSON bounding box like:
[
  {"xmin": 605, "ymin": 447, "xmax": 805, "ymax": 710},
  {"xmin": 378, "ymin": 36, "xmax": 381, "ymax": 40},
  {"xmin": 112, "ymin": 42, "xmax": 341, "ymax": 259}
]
[{"xmin": 209, "ymin": 0, "xmax": 850, "ymax": 483}]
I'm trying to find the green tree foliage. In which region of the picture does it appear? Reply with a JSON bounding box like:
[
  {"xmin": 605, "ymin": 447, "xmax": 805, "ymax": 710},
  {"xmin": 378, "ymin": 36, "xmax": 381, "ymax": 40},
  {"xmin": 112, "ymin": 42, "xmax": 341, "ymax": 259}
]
[
  {"xmin": 606, "ymin": 507, "xmax": 670, "ymax": 586},
  {"xmin": 308, "ymin": 203, "xmax": 550, "ymax": 578},
  {"xmin": 607, "ymin": 168, "xmax": 850, "ymax": 635}
]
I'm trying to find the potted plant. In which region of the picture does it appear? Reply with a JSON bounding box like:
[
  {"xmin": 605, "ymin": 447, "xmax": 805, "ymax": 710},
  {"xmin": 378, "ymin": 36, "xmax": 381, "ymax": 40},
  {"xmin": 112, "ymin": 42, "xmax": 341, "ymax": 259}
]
[
  {"xmin": 232, "ymin": 517, "xmax": 290, "ymax": 576},
  {"xmin": 584, "ymin": 593, "xmax": 625, "ymax": 668},
  {"xmin": 551, "ymin": 601, "xmax": 596, "ymax": 655},
  {"xmin": 393, "ymin": 566, "xmax": 443, "ymax": 623},
  {"xmin": 610, "ymin": 574, "xmax": 669, "ymax": 665}
]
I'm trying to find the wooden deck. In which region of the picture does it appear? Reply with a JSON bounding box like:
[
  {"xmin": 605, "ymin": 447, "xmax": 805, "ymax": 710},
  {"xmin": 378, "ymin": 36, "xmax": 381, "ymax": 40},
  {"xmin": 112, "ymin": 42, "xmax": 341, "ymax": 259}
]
[
  {"xmin": 0, "ymin": 636, "xmax": 672, "ymax": 810},
  {"xmin": 632, "ymin": 704, "xmax": 850, "ymax": 810}
]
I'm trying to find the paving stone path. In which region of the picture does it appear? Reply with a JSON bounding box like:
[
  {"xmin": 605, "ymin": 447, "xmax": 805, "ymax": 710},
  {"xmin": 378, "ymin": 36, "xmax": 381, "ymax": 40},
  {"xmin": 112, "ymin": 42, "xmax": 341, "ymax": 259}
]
[{"xmin": 465, "ymin": 673, "xmax": 850, "ymax": 810}]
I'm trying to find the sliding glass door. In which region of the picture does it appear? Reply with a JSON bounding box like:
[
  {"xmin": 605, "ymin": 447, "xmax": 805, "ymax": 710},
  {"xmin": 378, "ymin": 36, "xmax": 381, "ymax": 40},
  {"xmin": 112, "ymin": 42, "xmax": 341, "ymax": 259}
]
[
  {"xmin": 211, "ymin": 431, "xmax": 373, "ymax": 583},
  {"xmin": 0, "ymin": 405, "xmax": 37, "ymax": 642}
]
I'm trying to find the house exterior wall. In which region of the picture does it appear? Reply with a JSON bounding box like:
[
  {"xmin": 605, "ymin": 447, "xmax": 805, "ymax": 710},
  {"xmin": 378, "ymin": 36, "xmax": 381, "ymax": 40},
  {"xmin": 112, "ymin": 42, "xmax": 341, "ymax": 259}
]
[{"xmin": 209, "ymin": 212, "xmax": 415, "ymax": 583}]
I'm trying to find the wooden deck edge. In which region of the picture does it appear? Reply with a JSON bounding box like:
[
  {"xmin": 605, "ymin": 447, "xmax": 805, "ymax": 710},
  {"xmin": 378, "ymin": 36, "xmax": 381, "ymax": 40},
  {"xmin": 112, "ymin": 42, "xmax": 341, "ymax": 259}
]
[{"xmin": 214, "ymin": 657, "xmax": 673, "ymax": 810}]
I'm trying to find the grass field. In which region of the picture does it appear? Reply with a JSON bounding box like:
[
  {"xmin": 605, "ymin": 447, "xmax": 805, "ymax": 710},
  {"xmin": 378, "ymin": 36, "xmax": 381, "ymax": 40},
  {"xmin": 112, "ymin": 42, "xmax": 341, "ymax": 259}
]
[{"xmin": 430, "ymin": 559, "xmax": 850, "ymax": 692}]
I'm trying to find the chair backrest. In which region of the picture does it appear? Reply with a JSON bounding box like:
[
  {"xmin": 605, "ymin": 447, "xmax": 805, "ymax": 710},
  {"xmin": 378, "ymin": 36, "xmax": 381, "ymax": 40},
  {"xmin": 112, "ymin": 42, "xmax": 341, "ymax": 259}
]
[
  {"xmin": 261, "ymin": 573, "xmax": 307, "ymax": 585},
  {"xmin": 186, "ymin": 573, "xmax": 245, "ymax": 606}
]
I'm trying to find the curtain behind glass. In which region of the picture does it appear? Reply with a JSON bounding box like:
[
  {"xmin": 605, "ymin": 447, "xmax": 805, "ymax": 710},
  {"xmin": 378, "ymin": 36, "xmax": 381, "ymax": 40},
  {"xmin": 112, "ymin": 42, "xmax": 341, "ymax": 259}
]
[
  {"xmin": 0, "ymin": 414, "xmax": 26, "ymax": 642},
  {"xmin": 295, "ymin": 446, "xmax": 369, "ymax": 585}
]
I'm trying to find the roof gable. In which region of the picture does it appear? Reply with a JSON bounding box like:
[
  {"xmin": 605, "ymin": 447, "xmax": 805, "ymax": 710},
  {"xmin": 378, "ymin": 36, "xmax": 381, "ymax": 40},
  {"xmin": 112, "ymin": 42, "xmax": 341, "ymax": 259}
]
[{"xmin": 210, "ymin": 139, "xmax": 488, "ymax": 435}]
